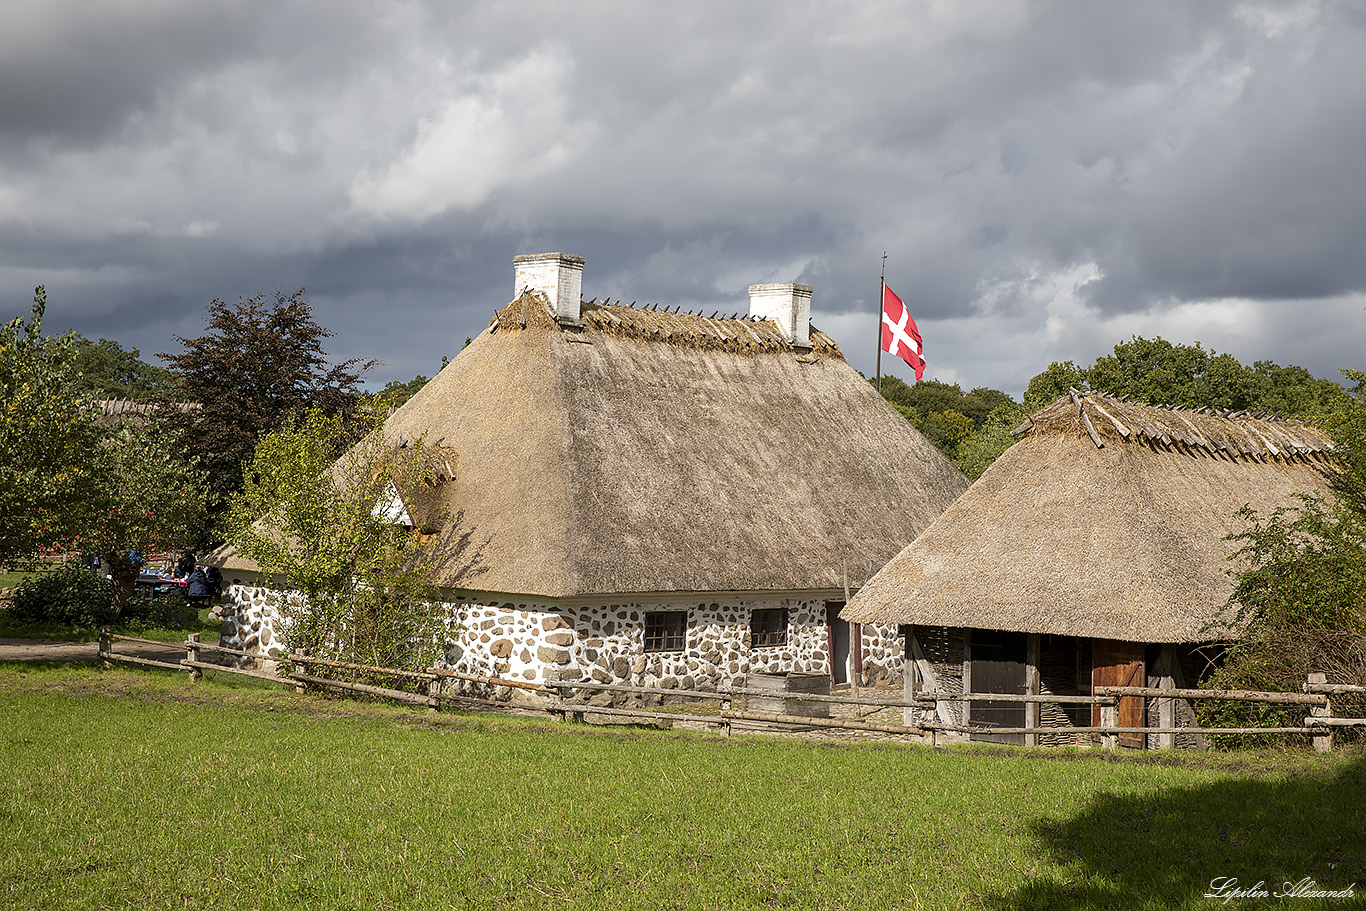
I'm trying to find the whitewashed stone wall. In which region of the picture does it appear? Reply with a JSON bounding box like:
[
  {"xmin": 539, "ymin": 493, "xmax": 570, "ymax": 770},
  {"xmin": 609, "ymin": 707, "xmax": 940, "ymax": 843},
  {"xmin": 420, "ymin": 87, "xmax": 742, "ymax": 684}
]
[
  {"xmin": 220, "ymin": 579, "xmax": 903, "ymax": 691},
  {"xmin": 218, "ymin": 580, "xmax": 295, "ymax": 670}
]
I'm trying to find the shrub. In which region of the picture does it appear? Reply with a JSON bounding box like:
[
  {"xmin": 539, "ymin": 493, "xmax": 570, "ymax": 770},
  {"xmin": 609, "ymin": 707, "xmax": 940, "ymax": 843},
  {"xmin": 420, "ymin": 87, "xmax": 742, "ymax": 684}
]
[
  {"xmin": 10, "ymin": 562, "xmax": 113, "ymax": 627},
  {"xmin": 119, "ymin": 591, "xmax": 201, "ymax": 632}
]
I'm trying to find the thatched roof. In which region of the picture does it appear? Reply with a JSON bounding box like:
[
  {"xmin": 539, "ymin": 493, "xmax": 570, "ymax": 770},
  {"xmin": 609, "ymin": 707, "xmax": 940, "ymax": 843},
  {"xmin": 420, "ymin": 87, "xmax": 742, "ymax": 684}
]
[
  {"xmin": 216, "ymin": 292, "xmax": 969, "ymax": 597},
  {"xmin": 842, "ymin": 390, "xmax": 1338, "ymax": 642}
]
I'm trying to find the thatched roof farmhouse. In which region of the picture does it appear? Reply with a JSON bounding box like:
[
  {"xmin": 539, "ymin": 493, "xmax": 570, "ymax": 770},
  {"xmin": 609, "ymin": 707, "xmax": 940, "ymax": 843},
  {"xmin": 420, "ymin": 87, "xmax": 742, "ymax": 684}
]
[
  {"xmin": 217, "ymin": 253, "xmax": 969, "ymax": 691},
  {"xmin": 843, "ymin": 389, "xmax": 1336, "ymax": 746}
]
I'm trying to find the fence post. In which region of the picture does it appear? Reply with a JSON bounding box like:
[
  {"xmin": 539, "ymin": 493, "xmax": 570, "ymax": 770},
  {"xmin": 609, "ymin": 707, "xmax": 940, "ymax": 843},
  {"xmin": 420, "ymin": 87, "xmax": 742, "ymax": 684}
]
[
  {"xmin": 1024, "ymin": 634, "xmax": 1040, "ymax": 747},
  {"xmin": 186, "ymin": 633, "xmax": 201, "ymax": 683},
  {"xmin": 1100, "ymin": 699, "xmax": 1118, "ymax": 750},
  {"xmin": 1156, "ymin": 644, "xmax": 1176, "ymax": 750},
  {"xmin": 99, "ymin": 625, "xmax": 111, "ymax": 669},
  {"xmin": 425, "ymin": 674, "xmax": 439, "ymax": 713},
  {"xmin": 1307, "ymin": 672, "xmax": 1333, "ymax": 753},
  {"xmin": 293, "ymin": 654, "xmax": 306, "ymax": 695}
]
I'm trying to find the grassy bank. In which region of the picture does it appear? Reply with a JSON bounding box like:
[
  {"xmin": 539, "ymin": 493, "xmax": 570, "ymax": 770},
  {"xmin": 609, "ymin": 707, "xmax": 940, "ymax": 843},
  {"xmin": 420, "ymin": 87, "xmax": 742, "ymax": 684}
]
[{"xmin": 1, "ymin": 663, "xmax": 1362, "ymax": 910}]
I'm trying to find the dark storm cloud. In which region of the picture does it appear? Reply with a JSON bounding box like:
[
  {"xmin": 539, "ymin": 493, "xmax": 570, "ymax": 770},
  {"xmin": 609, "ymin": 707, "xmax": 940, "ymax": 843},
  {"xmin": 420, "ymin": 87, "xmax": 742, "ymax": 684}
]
[{"xmin": 1, "ymin": 0, "xmax": 1362, "ymax": 397}]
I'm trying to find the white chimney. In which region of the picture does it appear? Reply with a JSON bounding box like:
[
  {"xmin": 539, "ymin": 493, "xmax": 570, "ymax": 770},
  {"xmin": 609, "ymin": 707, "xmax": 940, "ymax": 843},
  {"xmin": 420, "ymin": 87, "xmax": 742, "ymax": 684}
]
[
  {"xmin": 513, "ymin": 253, "xmax": 585, "ymax": 325},
  {"xmin": 748, "ymin": 283, "xmax": 813, "ymax": 348}
]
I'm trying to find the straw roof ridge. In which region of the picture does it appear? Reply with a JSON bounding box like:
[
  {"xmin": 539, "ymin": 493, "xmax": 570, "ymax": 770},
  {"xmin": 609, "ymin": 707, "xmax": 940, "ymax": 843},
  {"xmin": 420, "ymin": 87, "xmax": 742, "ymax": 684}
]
[
  {"xmin": 488, "ymin": 293, "xmax": 843, "ymax": 358},
  {"xmin": 1017, "ymin": 389, "xmax": 1334, "ymax": 463}
]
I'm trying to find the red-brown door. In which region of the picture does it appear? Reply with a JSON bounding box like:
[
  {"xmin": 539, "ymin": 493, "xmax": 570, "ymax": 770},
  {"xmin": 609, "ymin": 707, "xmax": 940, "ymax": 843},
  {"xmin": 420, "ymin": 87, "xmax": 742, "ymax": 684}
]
[{"xmin": 1091, "ymin": 639, "xmax": 1146, "ymax": 748}]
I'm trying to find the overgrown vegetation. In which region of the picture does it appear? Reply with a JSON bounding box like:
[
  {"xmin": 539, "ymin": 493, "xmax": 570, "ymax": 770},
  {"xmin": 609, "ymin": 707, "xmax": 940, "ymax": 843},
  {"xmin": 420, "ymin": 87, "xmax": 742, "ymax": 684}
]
[
  {"xmin": 0, "ymin": 666, "xmax": 1361, "ymax": 910},
  {"xmin": 9, "ymin": 561, "xmax": 113, "ymax": 627},
  {"xmin": 1, "ymin": 561, "xmax": 216, "ymax": 640},
  {"xmin": 1202, "ymin": 367, "xmax": 1366, "ymax": 740},
  {"xmin": 226, "ymin": 403, "xmax": 448, "ymax": 674}
]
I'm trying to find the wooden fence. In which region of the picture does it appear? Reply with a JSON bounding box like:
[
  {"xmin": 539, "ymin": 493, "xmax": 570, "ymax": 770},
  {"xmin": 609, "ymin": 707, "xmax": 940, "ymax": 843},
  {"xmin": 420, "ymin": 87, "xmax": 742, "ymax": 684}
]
[{"xmin": 96, "ymin": 631, "xmax": 1366, "ymax": 751}]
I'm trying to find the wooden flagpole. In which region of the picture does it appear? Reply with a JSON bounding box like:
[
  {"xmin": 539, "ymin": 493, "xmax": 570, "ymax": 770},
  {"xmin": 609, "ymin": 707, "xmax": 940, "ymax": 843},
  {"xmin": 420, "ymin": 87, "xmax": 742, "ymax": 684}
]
[{"xmin": 877, "ymin": 251, "xmax": 886, "ymax": 394}]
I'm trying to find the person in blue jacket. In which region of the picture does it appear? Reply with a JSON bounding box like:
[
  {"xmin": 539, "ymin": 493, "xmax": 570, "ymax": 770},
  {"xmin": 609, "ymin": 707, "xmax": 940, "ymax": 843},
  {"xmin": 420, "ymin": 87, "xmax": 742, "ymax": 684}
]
[{"xmin": 185, "ymin": 567, "xmax": 211, "ymax": 607}]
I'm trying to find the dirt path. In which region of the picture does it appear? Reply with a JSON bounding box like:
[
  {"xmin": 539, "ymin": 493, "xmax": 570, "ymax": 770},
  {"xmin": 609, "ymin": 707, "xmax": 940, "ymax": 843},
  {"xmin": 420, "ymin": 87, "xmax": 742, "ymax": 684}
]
[{"xmin": 0, "ymin": 637, "xmax": 186, "ymax": 664}]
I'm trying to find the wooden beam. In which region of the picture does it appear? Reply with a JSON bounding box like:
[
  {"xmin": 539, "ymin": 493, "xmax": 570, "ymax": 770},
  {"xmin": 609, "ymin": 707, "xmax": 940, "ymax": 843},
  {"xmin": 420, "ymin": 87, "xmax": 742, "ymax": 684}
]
[{"xmin": 1025, "ymin": 634, "xmax": 1040, "ymax": 747}]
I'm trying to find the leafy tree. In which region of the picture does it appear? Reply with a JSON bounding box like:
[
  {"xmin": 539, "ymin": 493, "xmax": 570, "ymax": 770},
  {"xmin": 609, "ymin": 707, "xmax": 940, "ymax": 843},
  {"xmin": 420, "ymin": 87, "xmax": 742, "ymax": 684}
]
[
  {"xmin": 955, "ymin": 403, "xmax": 1031, "ymax": 480},
  {"xmin": 1202, "ymin": 365, "xmax": 1366, "ymax": 736},
  {"xmin": 159, "ymin": 289, "xmax": 373, "ymax": 512},
  {"xmin": 877, "ymin": 376, "xmax": 1021, "ymax": 470},
  {"xmin": 225, "ymin": 403, "xmax": 447, "ymax": 672},
  {"xmin": 1024, "ymin": 337, "xmax": 1351, "ymax": 417},
  {"xmin": 75, "ymin": 422, "xmax": 208, "ymax": 618},
  {"xmin": 0, "ymin": 287, "xmax": 98, "ymax": 563},
  {"xmin": 70, "ymin": 336, "xmax": 175, "ymax": 401},
  {"xmin": 378, "ymin": 374, "xmax": 430, "ymax": 409},
  {"xmin": 1023, "ymin": 360, "xmax": 1086, "ymax": 410}
]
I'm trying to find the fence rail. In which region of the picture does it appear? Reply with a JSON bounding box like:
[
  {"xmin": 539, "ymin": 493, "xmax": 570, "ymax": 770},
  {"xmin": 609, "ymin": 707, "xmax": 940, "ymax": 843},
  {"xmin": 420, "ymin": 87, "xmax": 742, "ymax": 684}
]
[{"xmin": 94, "ymin": 630, "xmax": 1366, "ymax": 752}]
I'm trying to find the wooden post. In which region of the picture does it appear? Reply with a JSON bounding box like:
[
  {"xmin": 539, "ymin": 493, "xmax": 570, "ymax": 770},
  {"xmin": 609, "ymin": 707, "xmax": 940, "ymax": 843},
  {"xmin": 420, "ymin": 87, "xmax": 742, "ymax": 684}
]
[
  {"xmin": 293, "ymin": 654, "xmax": 306, "ymax": 695},
  {"xmin": 1308, "ymin": 672, "xmax": 1333, "ymax": 753},
  {"xmin": 425, "ymin": 675, "xmax": 439, "ymax": 712},
  {"xmin": 903, "ymin": 627, "xmax": 918, "ymax": 729},
  {"xmin": 1155, "ymin": 644, "xmax": 1176, "ymax": 750},
  {"xmin": 1024, "ymin": 634, "xmax": 1040, "ymax": 747},
  {"xmin": 99, "ymin": 625, "xmax": 111, "ymax": 670},
  {"xmin": 186, "ymin": 633, "xmax": 202, "ymax": 683},
  {"xmin": 1100, "ymin": 703, "xmax": 1118, "ymax": 750},
  {"xmin": 960, "ymin": 630, "xmax": 972, "ymax": 731}
]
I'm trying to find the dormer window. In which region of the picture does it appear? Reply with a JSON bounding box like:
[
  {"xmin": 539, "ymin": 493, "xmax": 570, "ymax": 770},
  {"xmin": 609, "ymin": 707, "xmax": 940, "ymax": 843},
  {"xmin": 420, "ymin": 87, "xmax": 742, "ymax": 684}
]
[{"xmin": 372, "ymin": 480, "xmax": 415, "ymax": 530}]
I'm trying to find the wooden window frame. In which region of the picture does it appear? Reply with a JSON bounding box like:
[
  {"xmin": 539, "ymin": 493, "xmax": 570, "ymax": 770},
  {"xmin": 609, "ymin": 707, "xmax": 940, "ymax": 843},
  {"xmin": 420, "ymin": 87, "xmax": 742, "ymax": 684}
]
[
  {"xmin": 644, "ymin": 610, "xmax": 687, "ymax": 652},
  {"xmin": 750, "ymin": 607, "xmax": 789, "ymax": 649}
]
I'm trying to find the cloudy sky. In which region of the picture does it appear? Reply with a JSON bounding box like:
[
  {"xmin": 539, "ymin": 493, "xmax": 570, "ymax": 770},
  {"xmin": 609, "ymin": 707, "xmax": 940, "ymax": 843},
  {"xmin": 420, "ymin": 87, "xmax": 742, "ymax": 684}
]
[{"xmin": 3, "ymin": 0, "xmax": 1364, "ymax": 398}]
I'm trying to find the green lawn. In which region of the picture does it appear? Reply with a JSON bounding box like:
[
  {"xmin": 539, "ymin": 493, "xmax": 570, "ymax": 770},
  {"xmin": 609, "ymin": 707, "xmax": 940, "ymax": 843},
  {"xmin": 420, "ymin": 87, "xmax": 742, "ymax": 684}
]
[{"xmin": 1, "ymin": 663, "xmax": 1362, "ymax": 910}]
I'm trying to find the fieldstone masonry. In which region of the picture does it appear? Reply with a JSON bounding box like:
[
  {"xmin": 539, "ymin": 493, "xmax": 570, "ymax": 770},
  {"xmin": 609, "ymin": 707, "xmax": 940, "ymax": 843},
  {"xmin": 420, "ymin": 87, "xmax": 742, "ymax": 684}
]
[{"xmin": 219, "ymin": 577, "xmax": 903, "ymax": 696}]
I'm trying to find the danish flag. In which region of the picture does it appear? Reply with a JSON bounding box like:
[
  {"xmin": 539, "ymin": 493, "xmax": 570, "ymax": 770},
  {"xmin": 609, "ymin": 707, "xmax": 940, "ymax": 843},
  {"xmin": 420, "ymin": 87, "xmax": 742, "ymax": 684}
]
[{"xmin": 881, "ymin": 284, "xmax": 924, "ymax": 380}]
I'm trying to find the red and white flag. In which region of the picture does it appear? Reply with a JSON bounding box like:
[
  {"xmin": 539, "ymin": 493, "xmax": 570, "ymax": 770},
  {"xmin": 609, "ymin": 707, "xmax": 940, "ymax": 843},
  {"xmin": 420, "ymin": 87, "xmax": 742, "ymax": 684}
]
[{"xmin": 881, "ymin": 284, "xmax": 924, "ymax": 381}]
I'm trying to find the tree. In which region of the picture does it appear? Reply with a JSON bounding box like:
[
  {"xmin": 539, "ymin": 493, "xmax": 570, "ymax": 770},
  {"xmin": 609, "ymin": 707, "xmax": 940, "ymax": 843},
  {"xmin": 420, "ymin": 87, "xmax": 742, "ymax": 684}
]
[
  {"xmin": 159, "ymin": 289, "xmax": 373, "ymax": 512},
  {"xmin": 0, "ymin": 287, "xmax": 97, "ymax": 563},
  {"xmin": 1023, "ymin": 360, "xmax": 1086, "ymax": 410},
  {"xmin": 1201, "ymin": 365, "xmax": 1366, "ymax": 736},
  {"xmin": 378, "ymin": 374, "xmax": 430, "ymax": 409},
  {"xmin": 225, "ymin": 403, "xmax": 447, "ymax": 671},
  {"xmin": 75, "ymin": 422, "xmax": 208, "ymax": 618},
  {"xmin": 1024, "ymin": 337, "xmax": 1352, "ymax": 417},
  {"xmin": 69, "ymin": 336, "xmax": 175, "ymax": 401},
  {"xmin": 876, "ymin": 376, "xmax": 1022, "ymax": 471},
  {"xmin": 954, "ymin": 403, "xmax": 1031, "ymax": 480}
]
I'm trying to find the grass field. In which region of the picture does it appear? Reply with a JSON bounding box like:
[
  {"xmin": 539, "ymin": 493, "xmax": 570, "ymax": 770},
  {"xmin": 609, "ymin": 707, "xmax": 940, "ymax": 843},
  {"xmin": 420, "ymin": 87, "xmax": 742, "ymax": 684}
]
[{"xmin": 2, "ymin": 663, "xmax": 1363, "ymax": 910}]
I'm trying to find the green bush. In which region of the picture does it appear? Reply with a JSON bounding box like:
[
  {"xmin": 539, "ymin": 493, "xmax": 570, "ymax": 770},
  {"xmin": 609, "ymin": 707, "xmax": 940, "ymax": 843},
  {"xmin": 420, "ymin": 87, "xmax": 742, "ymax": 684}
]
[
  {"xmin": 10, "ymin": 562, "xmax": 113, "ymax": 626},
  {"xmin": 119, "ymin": 592, "xmax": 201, "ymax": 632}
]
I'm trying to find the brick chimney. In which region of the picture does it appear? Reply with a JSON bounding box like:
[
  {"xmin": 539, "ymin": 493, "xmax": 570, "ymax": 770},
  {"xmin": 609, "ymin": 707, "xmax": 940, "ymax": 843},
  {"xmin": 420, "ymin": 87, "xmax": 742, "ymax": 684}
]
[
  {"xmin": 513, "ymin": 252, "xmax": 585, "ymax": 325},
  {"xmin": 748, "ymin": 283, "xmax": 813, "ymax": 348}
]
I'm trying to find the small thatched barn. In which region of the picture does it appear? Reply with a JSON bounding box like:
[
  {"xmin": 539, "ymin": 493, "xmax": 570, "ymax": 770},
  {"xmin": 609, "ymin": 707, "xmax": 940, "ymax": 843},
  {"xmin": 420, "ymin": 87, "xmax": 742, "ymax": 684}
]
[
  {"xmin": 214, "ymin": 252, "xmax": 969, "ymax": 691},
  {"xmin": 843, "ymin": 389, "xmax": 1337, "ymax": 747}
]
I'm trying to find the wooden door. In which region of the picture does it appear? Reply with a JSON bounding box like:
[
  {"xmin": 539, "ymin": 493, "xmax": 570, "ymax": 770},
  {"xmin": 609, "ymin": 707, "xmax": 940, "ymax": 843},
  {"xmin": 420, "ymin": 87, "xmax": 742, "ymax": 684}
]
[
  {"xmin": 969, "ymin": 631, "xmax": 1026, "ymax": 744},
  {"xmin": 1091, "ymin": 639, "xmax": 1146, "ymax": 748}
]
